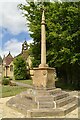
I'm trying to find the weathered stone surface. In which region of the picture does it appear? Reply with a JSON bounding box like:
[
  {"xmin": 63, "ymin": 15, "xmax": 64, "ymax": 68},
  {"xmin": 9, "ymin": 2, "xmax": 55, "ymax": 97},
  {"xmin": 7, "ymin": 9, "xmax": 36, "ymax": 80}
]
[
  {"xmin": 38, "ymin": 102, "xmax": 54, "ymax": 109},
  {"xmin": 7, "ymin": 92, "xmax": 37, "ymax": 115},
  {"xmin": 27, "ymin": 101, "xmax": 78, "ymax": 118},
  {"xmin": 7, "ymin": 88, "xmax": 78, "ymax": 117},
  {"xmin": 52, "ymin": 91, "xmax": 69, "ymax": 100},
  {"xmin": 33, "ymin": 67, "xmax": 56, "ymax": 89},
  {"xmin": 0, "ymin": 94, "xmax": 78, "ymax": 118},
  {"xmin": 62, "ymin": 102, "xmax": 78, "ymax": 115},
  {"xmin": 27, "ymin": 108, "xmax": 65, "ymax": 117},
  {"xmin": 56, "ymin": 96, "xmax": 77, "ymax": 107},
  {"xmin": 48, "ymin": 88, "xmax": 62, "ymax": 95}
]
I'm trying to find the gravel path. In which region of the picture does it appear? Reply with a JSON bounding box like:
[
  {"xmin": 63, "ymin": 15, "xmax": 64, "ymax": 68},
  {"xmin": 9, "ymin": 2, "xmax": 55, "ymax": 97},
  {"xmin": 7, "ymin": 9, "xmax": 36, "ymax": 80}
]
[{"xmin": 0, "ymin": 91, "xmax": 79, "ymax": 119}]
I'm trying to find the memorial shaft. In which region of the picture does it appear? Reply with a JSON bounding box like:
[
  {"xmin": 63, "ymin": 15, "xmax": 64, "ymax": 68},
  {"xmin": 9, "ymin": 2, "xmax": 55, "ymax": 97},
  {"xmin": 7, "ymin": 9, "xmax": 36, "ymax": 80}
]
[
  {"xmin": 40, "ymin": 9, "xmax": 47, "ymax": 67},
  {"xmin": 33, "ymin": 8, "xmax": 55, "ymax": 88}
]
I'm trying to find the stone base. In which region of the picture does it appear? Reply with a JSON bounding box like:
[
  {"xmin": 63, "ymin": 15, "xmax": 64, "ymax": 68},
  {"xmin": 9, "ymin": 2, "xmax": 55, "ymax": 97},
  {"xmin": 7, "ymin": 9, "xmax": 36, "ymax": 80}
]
[
  {"xmin": 7, "ymin": 88, "xmax": 78, "ymax": 118},
  {"xmin": 32, "ymin": 67, "xmax": 56, "ymax": 89}
]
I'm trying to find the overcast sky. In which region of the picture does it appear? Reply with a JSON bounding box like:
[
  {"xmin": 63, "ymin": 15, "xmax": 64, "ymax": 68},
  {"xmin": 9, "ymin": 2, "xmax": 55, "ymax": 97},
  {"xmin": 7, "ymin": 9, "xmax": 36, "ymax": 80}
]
[{"xmin": 0, "ymin": 0, "xmax": 33, "ymax": 58}]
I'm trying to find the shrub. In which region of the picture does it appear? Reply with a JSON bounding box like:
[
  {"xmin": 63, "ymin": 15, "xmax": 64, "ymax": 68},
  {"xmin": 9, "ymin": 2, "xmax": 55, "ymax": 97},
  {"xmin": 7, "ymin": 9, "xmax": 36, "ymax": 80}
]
[
  {"xmin": 13, "ymin": 56, "xmax": 27, "ymax": 80},
  {"xmin": 2, "ymin": 77, "xmax": 11, "ymax": 85}
]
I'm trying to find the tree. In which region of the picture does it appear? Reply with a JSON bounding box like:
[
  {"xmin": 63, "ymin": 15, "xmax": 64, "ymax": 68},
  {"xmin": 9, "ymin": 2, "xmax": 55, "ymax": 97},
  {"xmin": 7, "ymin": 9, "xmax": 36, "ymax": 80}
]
[
  {"xmin": 19, "ymin": 2, "xmax": 80, "ymax": 89},
  {"xmin": 13, "ymin": 56, "xmax": 27, "ymax": 80},
  {"xmin": 0, "ymin": 56, "xmax": 2, "ymax": 65}
]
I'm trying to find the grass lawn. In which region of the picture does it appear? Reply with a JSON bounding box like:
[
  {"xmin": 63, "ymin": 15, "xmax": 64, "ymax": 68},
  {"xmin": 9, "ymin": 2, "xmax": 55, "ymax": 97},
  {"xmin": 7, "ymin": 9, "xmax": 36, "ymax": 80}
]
[
  {"xmin": 2, "ymin": 85, "xmax": 28, "ymax": 98},
  {"xmin": 14, "ymin": 79, "xmax": 32, "ymax": 85}
]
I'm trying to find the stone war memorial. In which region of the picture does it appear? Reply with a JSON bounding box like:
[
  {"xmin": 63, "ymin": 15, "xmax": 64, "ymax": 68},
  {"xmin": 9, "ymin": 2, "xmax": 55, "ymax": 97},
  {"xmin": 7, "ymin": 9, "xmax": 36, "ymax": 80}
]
[{"xmin": 7, "ymin": 7, "xmax": 78, "ymax": 118}]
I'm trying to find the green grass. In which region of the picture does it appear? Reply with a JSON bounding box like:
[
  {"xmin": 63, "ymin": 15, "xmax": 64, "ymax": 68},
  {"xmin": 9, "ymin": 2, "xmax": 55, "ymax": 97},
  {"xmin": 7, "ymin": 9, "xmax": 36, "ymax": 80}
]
[
  {"xmin": 2, "ymin": 79, "xmax": 32, "ymax": 98},
  {"xmin": 2, "ymin": 85, "xmax": 28, "ymax": 98},
  {"xmin": 15, "ymin": 79, "xmax": 32, "ymax": 85}
]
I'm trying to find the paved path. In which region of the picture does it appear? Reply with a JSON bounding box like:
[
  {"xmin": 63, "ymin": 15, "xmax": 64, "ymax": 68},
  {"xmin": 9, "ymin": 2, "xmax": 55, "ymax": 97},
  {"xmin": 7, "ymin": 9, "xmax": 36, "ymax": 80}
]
[
  {"xmin": 0, "ymin": 91, "xmax": 79, "ymax": 119},
  {"xmin": 0, "ymin": 97, "xmax": 25, "ymax": 119},
  {"xmin": 12, "ymin": 81, "xmax": 33, "ymax": 88}
]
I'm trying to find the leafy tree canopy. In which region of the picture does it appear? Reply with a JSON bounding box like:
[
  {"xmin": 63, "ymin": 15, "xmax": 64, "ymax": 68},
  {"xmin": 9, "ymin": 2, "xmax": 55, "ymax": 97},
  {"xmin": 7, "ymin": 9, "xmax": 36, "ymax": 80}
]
[
  {"xmin": 19, "ymin": 2, "xmax": 80, "ymax": 67},
  {"xmin": 13, "ymin": 56, "xmax": 27, "ymax": 80},
  {"xmin": 19, "ymin": 2, "xmax": 80, "ymax": 89}
]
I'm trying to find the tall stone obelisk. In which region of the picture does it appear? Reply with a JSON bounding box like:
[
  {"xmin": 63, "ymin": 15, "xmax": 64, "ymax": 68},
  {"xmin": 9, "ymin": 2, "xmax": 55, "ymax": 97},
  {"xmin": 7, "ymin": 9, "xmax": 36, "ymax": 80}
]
[
  {"xmin": 32, "ymin": 8, "xmax": 56, "ymax": 89},
  {"xmin": 39, "ymin": 8, "xmax": 48, "ymax": 68}
]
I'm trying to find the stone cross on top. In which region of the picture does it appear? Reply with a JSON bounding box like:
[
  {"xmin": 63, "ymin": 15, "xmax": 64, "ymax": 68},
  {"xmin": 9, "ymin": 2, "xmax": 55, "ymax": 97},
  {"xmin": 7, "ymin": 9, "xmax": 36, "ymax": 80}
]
[{"xmin": 39, "ymin": 7, "xmax": 48, "ymax": 68}]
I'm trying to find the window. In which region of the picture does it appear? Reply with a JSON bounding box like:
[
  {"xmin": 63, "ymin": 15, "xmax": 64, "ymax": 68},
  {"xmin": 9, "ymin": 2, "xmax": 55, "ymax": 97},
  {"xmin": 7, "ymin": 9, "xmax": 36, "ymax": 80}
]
[{"xmin": 10, "ymin": 65, "xmax": 13, "ymax": 72}]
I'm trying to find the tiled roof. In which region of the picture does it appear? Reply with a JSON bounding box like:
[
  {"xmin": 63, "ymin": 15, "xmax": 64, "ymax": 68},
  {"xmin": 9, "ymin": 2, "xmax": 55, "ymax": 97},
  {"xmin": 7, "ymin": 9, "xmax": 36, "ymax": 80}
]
[{"xmin": 3, "ymin": 52, "xmax": 13, "ymax": 66}]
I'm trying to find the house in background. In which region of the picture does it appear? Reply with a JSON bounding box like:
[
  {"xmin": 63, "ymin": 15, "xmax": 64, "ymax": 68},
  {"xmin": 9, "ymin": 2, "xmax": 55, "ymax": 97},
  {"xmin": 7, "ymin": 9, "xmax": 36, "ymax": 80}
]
[
  {"xmin": 2, "ymin": 52, "xmax": 14, "ymax": 78},
  {"xmin": 2, "ymin": 41, "xmax": 33, "ymax": 79}
]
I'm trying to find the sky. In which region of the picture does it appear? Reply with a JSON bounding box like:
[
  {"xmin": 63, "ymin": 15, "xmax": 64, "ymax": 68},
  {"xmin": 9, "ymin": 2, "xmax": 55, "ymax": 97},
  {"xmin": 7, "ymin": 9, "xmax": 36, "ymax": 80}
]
[
  {"xmin": 0, "ymin": 0, "xmax": 33, "ymax": 58},
  {"xmin": 0, "ymin": 0, "xmax": 77, "ymax": 58}
]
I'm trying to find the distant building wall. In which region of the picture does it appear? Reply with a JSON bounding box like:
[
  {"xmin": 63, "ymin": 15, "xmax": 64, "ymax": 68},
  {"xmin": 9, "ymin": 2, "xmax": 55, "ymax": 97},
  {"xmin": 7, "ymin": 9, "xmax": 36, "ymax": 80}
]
[{"xmin": 2, "ymin": 61, "xmax": 14, "ymax": 79}]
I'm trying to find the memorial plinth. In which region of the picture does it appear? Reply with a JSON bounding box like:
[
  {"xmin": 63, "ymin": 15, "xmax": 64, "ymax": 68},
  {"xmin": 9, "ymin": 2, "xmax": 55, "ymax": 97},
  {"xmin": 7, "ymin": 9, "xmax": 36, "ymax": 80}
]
[{"xmin": 33, "ymin": 67, "xmax": 56, "ymax": 89}]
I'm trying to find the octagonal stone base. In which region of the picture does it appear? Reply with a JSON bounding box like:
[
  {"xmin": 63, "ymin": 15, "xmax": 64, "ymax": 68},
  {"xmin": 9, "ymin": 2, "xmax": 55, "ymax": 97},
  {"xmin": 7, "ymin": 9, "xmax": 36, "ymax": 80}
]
[{"xmin": 32, "ymin": 67, "xmax": 56, "ymax": 89}]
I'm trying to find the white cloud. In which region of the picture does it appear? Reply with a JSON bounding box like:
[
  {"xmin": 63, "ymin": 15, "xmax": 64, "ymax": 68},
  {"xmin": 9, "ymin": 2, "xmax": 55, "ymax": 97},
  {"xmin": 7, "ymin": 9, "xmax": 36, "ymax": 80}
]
[
  {"xmin": 2, "ymin": 38, "xmax": 33, "ymax": 58},
  {"xmin": 27, "ymin": 39, "xmax": 33, "ymax": 45},
  {"xmin": 0, "ymin": 0, "xmax": 28, "ymax": 35},
  {"xmin": 3, "ymin": 39, "xmax": 23, "ymax": 57}
]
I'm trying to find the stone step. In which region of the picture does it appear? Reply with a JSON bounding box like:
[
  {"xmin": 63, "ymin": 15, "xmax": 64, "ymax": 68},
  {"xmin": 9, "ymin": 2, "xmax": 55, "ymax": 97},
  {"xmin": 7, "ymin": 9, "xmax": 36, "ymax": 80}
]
[
  {"xmin": 7, "ymin": 96, "xmax": 37, "ymax": 111},
  {"xmin": 27, "ymin": 89, "xmax": 50, "ymax": 96},
  {"xmin": 35, "ymin": 90, "xmax": 50, "ymax": 95},
  {"xmin": 27, "ymin": 101, "xmax": 78, "ymax": 117},
  {"xmin": 35, "ymin": 96, "xmax": 53, "ymax": 102},
  {"xmin": 38, "ymin": 102, "xmax": 54, "ymax": 109},
  {"xmin": 27, "ymin": 108, "xmax": 64, "ymax": 117},
  {"xmin": 35, "ymin": 91, "xmax": 69, "ymax": 102},
  {"xmin": 62, "ymin": 101, "xmax": 78, "ymax": 115},
  {"xmin": 52, "ymin": 92, "xmax": 69, "ymax": 100},
  {"xmin": 56, "ymin": 96, "xmax": 77, "ymax": 107},
  {"xmin": 48, "ymin": 88, "xmax": 62, "ymax": 95},
  {"xmin": 32, "ymin": 88, "xmax": 61, "ymax": 96}
]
